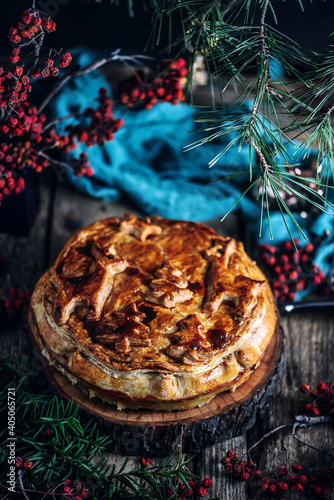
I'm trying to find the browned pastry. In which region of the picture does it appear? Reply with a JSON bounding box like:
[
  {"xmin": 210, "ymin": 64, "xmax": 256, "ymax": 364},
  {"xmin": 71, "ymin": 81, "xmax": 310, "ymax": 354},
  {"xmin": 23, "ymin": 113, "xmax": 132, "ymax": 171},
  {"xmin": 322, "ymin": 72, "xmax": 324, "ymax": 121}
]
[{"xmin": 29, "ymin": 214, "xmax": 277, "ymax": 410}]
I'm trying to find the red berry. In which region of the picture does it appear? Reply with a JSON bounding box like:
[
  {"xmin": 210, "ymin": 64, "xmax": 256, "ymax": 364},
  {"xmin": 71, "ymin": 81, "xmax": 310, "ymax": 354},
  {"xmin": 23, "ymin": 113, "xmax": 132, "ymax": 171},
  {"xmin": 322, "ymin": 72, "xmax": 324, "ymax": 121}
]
[
  {"xmin": 40, "ymin": 68, "xmax": 50, "ymax": 78},
  {"xmin": 15, "ymin": 457, "xmax": 23, "ymax": 467},
  {"xmin": 9, "ymin": 55, "xmax": 20, "ymax": 63},
  {"xmin": 279, "ymin": 481, "xmax": 289, "ymax": 491},
  {"xmin": 300, "ymin": 384, "xmax": 310, "ymax": 393},
  {"xmin": 289, "ymin": 270, "xmax": 298, "ymax": 280},
  {"xmin": 201, "ymin": 478, "xmax": 212, "ymax": 488},
  {"xmin": 312, "ymin": 275, "xmax": 322, "ymax": 286},
  {"xmin": 317, "ymin": 381, "xmax": 328, "ymax": 393},
  {"xmin": 304, "ymin": 242, "xmax": 314, "ymax": 252},
  {"xmin": 267, "ymin": 256, "xmax": 276, "ymax": 266},
  {"xmin": 44, "ymin": 58, "xmax": 54, "ymax": 68},
  {"xmin": 292, "ymin": 464, "xmax": 302, "ymax": 473},
  {"xmin": 23, "ymin": 460, "xmax": 33, "ymax": 469},
  {"xmin": 29, "ymin": 69, "xmax": 39, "ymax": 79}
]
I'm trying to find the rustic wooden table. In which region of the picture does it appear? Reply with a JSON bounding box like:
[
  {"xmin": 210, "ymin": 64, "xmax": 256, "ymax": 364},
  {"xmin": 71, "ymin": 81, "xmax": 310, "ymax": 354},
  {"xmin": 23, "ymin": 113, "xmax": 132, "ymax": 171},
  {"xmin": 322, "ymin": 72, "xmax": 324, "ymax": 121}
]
[{"xmin": 1, "ymin": 176, "xmax": 333, "ymax": 499}]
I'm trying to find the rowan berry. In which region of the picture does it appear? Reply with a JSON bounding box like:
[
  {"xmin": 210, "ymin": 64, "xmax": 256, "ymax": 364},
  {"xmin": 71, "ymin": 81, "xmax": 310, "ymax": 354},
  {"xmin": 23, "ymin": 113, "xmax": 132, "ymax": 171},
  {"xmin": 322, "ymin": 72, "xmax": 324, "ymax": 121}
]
[
  {"xmin": 44, "ymin": 57, "xmax": 54, "ymax": 68},
  {"xmin": 10, "ymin": 34, "xmax": 21, "ymax": 44},
  {"xmin": 310, "ymin": 406, "xmax": 320, "ymax": 416},
  {"xmin": 201, "ymin": 478, "xmax": 212, "ymax": 488},
  {"xmin": 317, "ymin": 382, "xmax": 328, "ymax": 393},
  {"xmin": 140, "ymin": 457, "xmax": 151, "ymax": 466},
  {"xmin": 40, "ymin": 68, "xmax": 50, "ymax": 78},
  {"xmin": 14, "ymin": 66, "xmax": 23, "ymax": 77},
  {"xmin": 29, "ymin": 69, "xmax": 39, "ymax": 79},
  {"xmin": 279, "ymin": 481, "xmax": 289, "ymax": 491},
  {"xmin": 9, "ymin": 55, "xmax": 20, "ymax": 63}
]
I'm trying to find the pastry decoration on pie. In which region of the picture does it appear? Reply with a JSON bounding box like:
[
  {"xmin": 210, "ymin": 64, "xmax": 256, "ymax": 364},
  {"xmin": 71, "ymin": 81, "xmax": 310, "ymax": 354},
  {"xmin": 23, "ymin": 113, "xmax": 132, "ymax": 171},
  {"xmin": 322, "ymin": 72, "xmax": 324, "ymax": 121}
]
[{"xmin": 29, "ymin": 214, "xmax": 277, "ymax": 411}]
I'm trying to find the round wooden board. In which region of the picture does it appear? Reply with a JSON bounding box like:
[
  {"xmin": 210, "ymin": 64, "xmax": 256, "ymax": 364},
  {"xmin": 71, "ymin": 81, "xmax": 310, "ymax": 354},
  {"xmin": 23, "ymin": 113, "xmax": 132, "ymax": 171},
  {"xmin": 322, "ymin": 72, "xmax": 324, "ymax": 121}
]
[{"xmin": 29, "ymin": 310, "xmax": 284, "ymax": 456}]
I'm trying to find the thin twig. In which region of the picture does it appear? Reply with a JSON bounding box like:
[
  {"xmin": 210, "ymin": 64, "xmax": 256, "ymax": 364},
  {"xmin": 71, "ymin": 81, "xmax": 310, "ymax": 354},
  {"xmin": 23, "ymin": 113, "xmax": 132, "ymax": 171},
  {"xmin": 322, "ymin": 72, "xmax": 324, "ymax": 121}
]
[
  {"xmin": 18, "ymin": 470, "xmax": 31, "ymax": 500},
  {"xmin": 247, "ymin": 424, "xmax": 292, "ymax": 461},
  {"xmin": 293, "ymin": 434, "xmax": 334, "ymax": 458},
  {"xmin": 42, "ymin": 112, "xmax": 83, "ymax": 134},
  {"xmin": 37, "ymin": 50, "xmax": 151, "ymax": 114}
]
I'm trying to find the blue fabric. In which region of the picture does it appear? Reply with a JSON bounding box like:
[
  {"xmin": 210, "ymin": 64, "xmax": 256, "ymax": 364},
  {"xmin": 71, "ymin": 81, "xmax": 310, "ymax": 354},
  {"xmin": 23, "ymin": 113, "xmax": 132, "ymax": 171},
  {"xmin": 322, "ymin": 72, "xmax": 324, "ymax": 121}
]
[{"xmin": 52, "ymin": 52, "xmax": 334, "ymax": 293}]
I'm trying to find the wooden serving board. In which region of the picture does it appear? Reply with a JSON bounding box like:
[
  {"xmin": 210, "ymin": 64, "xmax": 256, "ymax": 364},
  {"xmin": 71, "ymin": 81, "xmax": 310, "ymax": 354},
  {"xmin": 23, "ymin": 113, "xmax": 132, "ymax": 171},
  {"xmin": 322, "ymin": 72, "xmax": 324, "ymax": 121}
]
[{"xmin": 29, "ymin": 311, "xmax": 284, "ymax": 456}]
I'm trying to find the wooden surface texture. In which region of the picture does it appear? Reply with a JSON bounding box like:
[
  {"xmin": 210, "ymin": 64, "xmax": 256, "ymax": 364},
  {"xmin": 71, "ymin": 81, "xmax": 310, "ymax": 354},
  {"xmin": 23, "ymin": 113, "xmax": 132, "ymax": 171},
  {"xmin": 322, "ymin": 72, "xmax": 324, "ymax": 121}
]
[{"xmin": 1, "ymin": 180, "xmax": 334, "ymax": 498}]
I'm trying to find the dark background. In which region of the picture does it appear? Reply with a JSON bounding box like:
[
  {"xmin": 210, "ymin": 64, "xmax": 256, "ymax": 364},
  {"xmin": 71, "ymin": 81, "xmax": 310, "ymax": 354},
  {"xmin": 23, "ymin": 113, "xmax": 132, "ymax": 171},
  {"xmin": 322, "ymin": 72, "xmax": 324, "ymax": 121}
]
[{"xmin": 0, "ymin": 0, "xmax": 334, "ymax": 58}]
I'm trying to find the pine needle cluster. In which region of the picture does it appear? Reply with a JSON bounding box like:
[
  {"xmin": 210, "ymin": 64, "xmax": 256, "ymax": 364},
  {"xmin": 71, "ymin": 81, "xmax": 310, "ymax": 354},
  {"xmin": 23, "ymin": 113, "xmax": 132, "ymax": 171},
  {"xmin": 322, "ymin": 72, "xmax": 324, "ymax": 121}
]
[
  {"xmin": 121, "ymin": 0, "xmax": 334, "ymax": 236},
  {"xmin": 0, "ymin": 357, "xmax": 194, "ymax": 499}
]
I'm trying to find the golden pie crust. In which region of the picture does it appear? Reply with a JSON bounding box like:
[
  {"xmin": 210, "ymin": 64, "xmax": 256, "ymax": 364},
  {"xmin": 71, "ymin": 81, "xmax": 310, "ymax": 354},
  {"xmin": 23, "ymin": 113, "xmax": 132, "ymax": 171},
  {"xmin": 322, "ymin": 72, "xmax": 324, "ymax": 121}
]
[{"xmin": 29, "ymin": 214, "xmax": 277, "ymax": 411}]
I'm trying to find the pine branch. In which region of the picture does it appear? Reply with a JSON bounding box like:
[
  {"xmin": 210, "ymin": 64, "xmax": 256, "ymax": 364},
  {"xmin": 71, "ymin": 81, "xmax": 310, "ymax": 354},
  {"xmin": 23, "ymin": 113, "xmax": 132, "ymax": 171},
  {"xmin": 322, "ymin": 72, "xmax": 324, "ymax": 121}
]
[{"xmin": 0, "ymin": 357, "xmax": 204, "ymax": 500}]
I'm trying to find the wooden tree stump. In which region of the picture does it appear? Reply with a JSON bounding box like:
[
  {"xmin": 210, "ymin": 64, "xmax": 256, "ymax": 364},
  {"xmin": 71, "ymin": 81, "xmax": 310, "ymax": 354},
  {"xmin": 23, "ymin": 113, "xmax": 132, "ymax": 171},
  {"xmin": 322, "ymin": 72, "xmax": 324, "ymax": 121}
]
[{"xmin": 29, "ymin": 312, "xmax": 284, "ymax": 457}]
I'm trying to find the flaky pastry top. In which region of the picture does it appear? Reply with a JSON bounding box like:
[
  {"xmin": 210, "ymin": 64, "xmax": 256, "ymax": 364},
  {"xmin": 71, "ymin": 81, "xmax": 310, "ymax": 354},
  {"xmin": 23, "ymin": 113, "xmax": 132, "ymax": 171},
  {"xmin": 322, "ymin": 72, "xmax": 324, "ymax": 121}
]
[{"xmin": 40, "ymin": 214, "xmax": 276, "ymax": 375}]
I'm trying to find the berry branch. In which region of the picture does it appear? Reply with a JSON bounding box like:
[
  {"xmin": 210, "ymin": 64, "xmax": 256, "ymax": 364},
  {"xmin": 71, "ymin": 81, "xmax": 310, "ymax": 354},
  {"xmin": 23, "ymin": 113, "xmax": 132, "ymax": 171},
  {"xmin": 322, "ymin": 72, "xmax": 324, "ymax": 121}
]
[
  {"xmin": 222, "ymin": 381, "xmax": 334, "ymax": 499},
  {"xmin": 0, "ymin": 3, "xmax": 188, "ymax": 205}
]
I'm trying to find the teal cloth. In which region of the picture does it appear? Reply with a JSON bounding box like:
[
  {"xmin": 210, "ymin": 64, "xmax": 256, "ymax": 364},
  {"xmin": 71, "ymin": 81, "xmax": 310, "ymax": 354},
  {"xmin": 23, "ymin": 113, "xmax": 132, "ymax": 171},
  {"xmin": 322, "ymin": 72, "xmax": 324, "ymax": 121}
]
[{"xmin": 52, "ymin": 53, "xmax": 334, "ymax": 291}]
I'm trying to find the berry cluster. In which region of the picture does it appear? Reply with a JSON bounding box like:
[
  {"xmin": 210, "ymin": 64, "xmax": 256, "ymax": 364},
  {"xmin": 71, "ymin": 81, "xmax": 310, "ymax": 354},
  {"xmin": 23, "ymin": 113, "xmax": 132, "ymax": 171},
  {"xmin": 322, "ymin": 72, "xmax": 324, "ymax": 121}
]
[
  {"xmin": 59, "ymin": 479, "xmax": 89, "ymax": 499},
  {"xmin": 164, "ymin": 477, "xmax": 213, "ymax": 498},
  {"xmin": 301, "ymin": 381, "xmax": 334, "ymax": 417},
  {"xmin": 119, "ymin": 58, "xmax": 187, "ymax": 109},
  {"xmin": 222, "ymin": 450, "xmax": 261, "ymax": 481},
  {"xmin": 15, "ymin": 457, "xmax": 33, "ymax": 470},
  {"xmin": 10, "ymin": 9, "xmax": 55, "ymax": 48},
  {"xmin": 29, "ymin": 51, "xmax": 72, "ymax": 79},
  {"xmin": 261, "ymin": 463, "xmax": 332, "ymax": 498},
  {"xmin": 65, "ymin": 88, "xmax": 124, "ymax": 148},
  {"xmin": 0, "ymin": 287, "xmax": 30, "ymax": 327},
  {"xmin": 258, "ymin": 239, "xmax": 326, "ymax": 302},
  {"xmin": 261, "ymin": 464, "xmax": 305, "ymax": 496},
  {"xmin": 0, "ymin": 85, "xmax": 124, "ymax": 200},
  {"xmin": 223, "ymin": 449, "xmax": 333, "ymax": 499},
  {"xmin": 0, "ymin": 64, "xmax": 32, "ymax": 108},
  {"xmin": 3, "ymin": 9, "xmax": 71, "ymax": 111}
]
